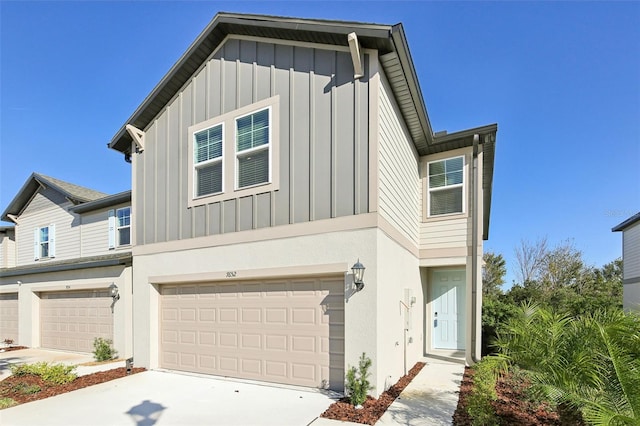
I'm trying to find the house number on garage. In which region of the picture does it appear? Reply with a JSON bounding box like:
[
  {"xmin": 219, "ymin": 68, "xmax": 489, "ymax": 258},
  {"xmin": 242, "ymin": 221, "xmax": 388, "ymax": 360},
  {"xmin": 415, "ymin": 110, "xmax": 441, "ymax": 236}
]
[{"xmin": 226, "ymin": 271, "xmax": 237, "ymax": 278}]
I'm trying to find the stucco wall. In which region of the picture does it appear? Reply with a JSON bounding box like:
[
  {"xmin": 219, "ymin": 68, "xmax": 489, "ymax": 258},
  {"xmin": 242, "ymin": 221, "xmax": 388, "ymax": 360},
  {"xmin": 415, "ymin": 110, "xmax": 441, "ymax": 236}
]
[{"xmin": 130, "ymin": 226, "xmax": 384, "ymax": 394}]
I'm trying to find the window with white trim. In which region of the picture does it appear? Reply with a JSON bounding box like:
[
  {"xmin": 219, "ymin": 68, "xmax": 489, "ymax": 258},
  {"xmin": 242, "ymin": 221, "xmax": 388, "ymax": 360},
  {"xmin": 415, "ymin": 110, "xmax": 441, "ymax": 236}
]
[
  {"xmin": 34, "ymin": 224, "xmax": 55, "ymax": 260},
  {"xmin": 108, "ymin": 207, "xmax": 131, "ymax": 248},
  {"xmin": 187, "ymin": 96, "xmax": 279, "ymax": 207},
  {"xmin": 428, "ymin": 156, "xmax": 464, "ymax": 216},
  {"xmin": 236, "ymin": 108, "xmax": 270, "ymax": 189},
  {"xmin": 194, "ymin": 124, "xmax": 223, "ymax": 197}
]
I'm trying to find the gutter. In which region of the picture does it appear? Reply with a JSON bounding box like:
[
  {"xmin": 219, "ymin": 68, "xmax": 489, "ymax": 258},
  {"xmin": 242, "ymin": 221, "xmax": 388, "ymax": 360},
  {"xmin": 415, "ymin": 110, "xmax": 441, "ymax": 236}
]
[{"xmin": 470, "ymin": 134, "xmax": 480, "ymax": 364}]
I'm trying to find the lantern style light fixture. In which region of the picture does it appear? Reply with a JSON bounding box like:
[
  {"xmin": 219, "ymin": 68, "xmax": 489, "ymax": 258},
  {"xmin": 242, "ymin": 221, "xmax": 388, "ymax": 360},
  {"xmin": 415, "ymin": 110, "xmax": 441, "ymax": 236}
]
[
  {"xmin": 351, "ymin": 259, "xmax": 365, "ymax": 292},
  {"xmin": 109, "ymin": 283, "xmax": 120, "ymax": 301}
]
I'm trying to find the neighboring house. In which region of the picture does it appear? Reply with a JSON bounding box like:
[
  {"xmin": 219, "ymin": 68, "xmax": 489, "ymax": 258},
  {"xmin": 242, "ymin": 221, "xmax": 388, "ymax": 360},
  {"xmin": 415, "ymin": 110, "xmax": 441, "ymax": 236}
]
[
  {"xmin": 107, "ymin": 13, "xmax": 497, "ymax": 396},
  {"xmin": 0, "ymin": 173, "xmax": 132, "ymax": 356},
  {"xmin": 613, "ymin": 212, "xmax": 640, "ymax": 312}
]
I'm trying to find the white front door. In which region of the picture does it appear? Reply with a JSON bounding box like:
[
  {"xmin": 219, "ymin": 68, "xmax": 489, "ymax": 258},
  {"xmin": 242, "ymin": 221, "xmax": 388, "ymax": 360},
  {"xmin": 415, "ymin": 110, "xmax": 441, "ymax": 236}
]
[{"xmin": 431, "ymin": 270, "xmax": 466, "ymax": 350}]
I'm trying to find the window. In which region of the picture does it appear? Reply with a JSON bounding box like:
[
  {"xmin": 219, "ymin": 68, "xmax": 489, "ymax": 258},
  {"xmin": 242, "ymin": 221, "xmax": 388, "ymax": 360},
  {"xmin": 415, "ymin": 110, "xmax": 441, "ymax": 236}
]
[
  {"xmin": 108, "ymin": 207, "xmax": 131, "ymax": 248},
  {"xmin": 34, "ymin": 225, "xmax": 55, "ymax": 260},
  {"xmin": 236, "ymin": 108, "xmax": 270, "ymax": 189},
  {"xmin": 187, "ymin": 96, "xmax": 279, "ymax": 207},
  {"xmin": 428, "ymin": 156, "xmax": 464, "ymax": 216},
  {"xmin": 194, "ymin": 124, "xmax": 223, "ymax": 197}
]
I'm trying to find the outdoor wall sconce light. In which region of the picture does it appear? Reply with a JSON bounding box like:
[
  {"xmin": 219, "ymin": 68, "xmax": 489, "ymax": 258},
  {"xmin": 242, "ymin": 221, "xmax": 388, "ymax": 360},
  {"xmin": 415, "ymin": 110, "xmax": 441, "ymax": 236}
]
[
  {"xmin": 352, "ymin": 259, "xmax": 365, "ymax": 292},
  {"xmin": 109, "ymin": 283, "xmax": 120, "ymax": 301}
]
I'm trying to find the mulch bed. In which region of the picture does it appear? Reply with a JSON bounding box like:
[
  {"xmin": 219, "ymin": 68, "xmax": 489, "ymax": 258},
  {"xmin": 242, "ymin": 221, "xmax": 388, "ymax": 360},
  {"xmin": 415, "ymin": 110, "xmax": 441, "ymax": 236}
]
[
  {"xmin": 0, "ymin": 367, "xmax": 145, "ymax": 407},
  {"xmin": 320, "ymin": 362, "xmax": 425, "ymax": 425},
  {"xmin": 0, "ymin": 346, "xmax": 29, "ymax": 353},
  {"xmin": 453, "ymin": 367, "xmax": 584, "ymax": 425}
]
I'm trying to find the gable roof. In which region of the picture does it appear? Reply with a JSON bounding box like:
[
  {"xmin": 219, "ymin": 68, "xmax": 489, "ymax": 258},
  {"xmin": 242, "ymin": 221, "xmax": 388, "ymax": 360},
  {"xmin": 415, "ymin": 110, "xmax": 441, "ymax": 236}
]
[
  {"xmin": 108, "ymin": 12, "xmax": 435, "ymax": 155},
  {"xmin": 612, "ymin": 212, "xmax": 640, "ymax": 232},
  {"xmin": 1, "ymin": 173, "xmax": 108, "ymax": 222}
]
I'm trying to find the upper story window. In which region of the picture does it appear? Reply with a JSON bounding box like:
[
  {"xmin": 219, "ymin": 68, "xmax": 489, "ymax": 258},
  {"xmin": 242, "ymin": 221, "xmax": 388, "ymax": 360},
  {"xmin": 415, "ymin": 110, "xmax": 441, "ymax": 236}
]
[
  {"xmin": 34, "ymin": 224, "xmax": 55, "ymax": 260},
  {"xmin": 236, "ymin": 108, "xmax": 270, "ymax": 189},
  {"xmin": 109, "ymin": 207, "xmax": 131, "ymax": 248},
  {"xmin": 194, "ymin": 124, "xmax": 223, "ymax": 197},
  {"xmin": 428, "ymin": 156, "xmax": 464, "ymax": 216},
  {"xmin": 187, "ymin": 96, "xmax": 280, "ymax": 208}
]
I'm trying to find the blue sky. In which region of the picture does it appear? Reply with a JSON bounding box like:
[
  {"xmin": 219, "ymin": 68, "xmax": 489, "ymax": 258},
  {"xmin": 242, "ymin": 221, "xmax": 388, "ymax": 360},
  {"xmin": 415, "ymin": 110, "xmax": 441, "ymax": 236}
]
[{"xmin": 1, "ymin": 1, "xmax": 638, "ymax": 284}]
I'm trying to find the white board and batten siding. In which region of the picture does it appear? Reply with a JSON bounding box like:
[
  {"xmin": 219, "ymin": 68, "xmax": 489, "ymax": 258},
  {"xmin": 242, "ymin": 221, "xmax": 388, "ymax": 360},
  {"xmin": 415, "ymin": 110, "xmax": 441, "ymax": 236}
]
[
  {"xmin": 378, "ymin": 71, "xmax": 420, "ymax": 245},
  {"xmin": 623, "ymin": 222, "xmax": 640, "ymax": 280},
  {"xmin": 15, "ymin": 188, "xmax": 79, "ymax": 266}
]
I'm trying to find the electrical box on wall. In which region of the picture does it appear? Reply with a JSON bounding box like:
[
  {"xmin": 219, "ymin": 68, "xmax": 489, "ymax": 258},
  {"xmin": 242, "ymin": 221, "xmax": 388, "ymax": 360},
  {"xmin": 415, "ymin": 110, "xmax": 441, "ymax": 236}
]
[{"xmin": 404, "ymin": 288, "xmax": 413, "ymax": 330}]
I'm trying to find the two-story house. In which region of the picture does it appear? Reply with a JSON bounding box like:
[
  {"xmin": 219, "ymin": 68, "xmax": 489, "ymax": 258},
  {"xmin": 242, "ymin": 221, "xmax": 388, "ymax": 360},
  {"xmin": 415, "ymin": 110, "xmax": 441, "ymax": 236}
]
[
  {"xmin": 613, "ymin": 212, "xmax": 640, "ymax": 311},
  {"xmin": 0, "ymin": 173, "xmax": 132, "ymax": 356},
  {"xmin": 107, "ymin": 13, "xmax": 497, "ymax": 396}
]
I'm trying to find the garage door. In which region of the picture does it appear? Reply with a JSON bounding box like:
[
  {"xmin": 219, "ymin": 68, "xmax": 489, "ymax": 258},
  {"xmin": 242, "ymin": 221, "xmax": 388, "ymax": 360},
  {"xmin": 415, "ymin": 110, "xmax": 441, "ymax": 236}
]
[
  {"xmin": 40, "ymin": 290, "xmax": 113, "ymax": 353},
  {"xmin": 0, "ymin": 293, "xmax": 19, "ymax": 343},
  {"xmin": 160, "ymin": 277, "xmax": 345, "ymax": 390}
]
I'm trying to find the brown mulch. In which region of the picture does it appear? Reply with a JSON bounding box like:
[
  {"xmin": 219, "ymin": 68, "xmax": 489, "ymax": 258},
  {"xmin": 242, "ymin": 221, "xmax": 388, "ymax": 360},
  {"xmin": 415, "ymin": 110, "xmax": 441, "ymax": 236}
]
[
  {"xmin": 320, "ymin": 362, "xmax": 425, "ymax": 425},
  {"xmin": 453, "ymin": 367, "xmax": 584, "ymax": 426},
  {"xmin": 0, "ymin": 346, "xmax": 29, "ymax": 352},
  {"xmin": 0, "ymin": 367, "xmax": 145, "ymax": 406}
]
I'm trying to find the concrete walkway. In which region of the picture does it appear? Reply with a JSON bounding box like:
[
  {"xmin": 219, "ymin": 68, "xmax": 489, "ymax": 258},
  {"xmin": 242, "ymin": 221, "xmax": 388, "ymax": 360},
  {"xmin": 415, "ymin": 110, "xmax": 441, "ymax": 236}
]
[{"xmin": 311, "ymin": 358, "xmax": 464, "ymax": 426}]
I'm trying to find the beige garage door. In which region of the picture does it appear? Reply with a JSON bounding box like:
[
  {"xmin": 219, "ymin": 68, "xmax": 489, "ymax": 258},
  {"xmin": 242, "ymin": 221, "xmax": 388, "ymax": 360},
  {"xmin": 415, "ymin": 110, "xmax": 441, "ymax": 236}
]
[
  {"xmin": 0, "ymin": 293, "xmax": 19, "ymax": 343},
  {"xmin": 160, "ymin": 277, "xmax": 345, "ymax": 391},
  {"xmin": 40, "ymin": 290, "xmax": 113, "ymax": 353}
]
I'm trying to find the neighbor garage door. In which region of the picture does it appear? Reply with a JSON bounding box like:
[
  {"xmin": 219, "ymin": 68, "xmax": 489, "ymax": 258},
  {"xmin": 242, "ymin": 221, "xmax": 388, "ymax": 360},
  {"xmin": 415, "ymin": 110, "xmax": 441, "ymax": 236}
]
[
  {"xmin": 160, "ymin": 277, "xmax": 345, "ymax": 390},
  {"xmin": 40, "ymin": 290, "xmax": 113, "ymax": 353},
  {"xmin": 0, "ymin": 293, "xmax": 19, "ymax": 343}
]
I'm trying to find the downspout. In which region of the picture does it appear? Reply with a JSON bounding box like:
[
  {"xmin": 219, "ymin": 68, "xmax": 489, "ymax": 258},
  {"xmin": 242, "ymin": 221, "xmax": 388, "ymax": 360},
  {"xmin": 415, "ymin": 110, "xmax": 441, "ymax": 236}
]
[{"xmin": 470, "ymin": 134, "xmax": 480, "ymax": 364}]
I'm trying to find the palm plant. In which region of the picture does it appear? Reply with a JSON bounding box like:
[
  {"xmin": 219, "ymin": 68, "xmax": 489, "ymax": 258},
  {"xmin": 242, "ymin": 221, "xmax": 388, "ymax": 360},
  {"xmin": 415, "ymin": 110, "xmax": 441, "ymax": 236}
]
[{"xmin": 495, "ymin": 303, "xmax": 640, "ymax": 425}]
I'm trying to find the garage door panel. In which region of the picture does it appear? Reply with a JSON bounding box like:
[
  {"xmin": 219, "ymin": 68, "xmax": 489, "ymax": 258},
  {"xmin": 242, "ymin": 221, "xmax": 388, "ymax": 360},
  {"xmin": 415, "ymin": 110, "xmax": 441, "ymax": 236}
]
[
  {"xmin": 40, "ymin": 290, "xmax": 112, "ymax": 353},
  {"xmin": 160, "ymin": 277, "xmax": 344, "ymax": 390}
]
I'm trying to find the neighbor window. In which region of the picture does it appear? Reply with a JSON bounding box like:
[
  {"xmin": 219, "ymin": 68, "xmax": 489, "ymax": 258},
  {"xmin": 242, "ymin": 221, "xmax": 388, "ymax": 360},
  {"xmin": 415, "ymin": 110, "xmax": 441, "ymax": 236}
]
[
  {"xmin": 116, "ymin": 207, "xmax": 131, "ymax": 246},
  {"xmin": 428, "ymin": 156, "xmax": 464, "ymax": 216},
  {"xmin": 236, "ymin": 108, "xmax": 270, "ymax": 189},
  {"xmin": 194, "ymin": 124, "xmax": 223, "ymax": 197},
  {"xmin": 108, "ymin": 207, "xmax": 131, "ymax": 249},
  {"xmin": 34, "ymin": 224, "xmax": 55, "ymax": 260}
]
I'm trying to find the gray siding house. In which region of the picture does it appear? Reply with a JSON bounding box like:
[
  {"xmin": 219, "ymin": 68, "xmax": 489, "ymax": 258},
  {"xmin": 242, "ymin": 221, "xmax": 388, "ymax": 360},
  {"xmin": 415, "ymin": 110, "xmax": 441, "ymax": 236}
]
[
  {"xmin": 0, "ymin": 173, "xmax": 132, "ymax": 355},
  {"xmin": 613, "ymin": 212, "xmax": 640, "ymax": 311},
  {"xmin": 107, "ymin": 13, "xmax": 497, "ymax": 396}
]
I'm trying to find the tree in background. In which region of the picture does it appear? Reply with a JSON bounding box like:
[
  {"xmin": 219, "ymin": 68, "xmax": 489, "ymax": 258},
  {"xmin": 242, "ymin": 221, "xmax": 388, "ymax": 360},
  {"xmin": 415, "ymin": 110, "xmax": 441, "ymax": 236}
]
[
  {"xmin": 482, "ymin": 251, "xmax": 506, "ymax": 297},
  {"xmin": 481, "ymin": 251, "xmax": 515, "ymax": 355},
  {"xmin": 481, "ymin": 240, "xmax": 623, "ymax": 355}
]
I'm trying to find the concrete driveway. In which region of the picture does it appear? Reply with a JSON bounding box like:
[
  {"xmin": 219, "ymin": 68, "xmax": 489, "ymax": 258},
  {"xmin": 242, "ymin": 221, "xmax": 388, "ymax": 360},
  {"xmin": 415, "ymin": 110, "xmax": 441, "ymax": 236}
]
[{"xmin": 0, "ymin": 370, "xmax": 338, "ymax": 426}]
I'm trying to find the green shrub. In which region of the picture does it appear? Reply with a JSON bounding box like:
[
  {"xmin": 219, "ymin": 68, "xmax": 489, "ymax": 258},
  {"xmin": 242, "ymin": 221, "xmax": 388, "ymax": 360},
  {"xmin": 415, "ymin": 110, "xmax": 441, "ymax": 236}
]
[
  {"xmin": 466, "ymin": 356, "xmax": 505, "ymax": 425},
  {"xmin": 0, "ymin": 397, "xmax": 17, "ymax": 409},
  {"xmin": 496, "ymin": 304, "xmax": 640, "ymax": 425},
  {"xmin": 345, "ymin": 352, "xmax": 373, "ymax": 407},
  {"xmin": 11, "ymin": 383, "xmax": 41, "ymax": 395},
  {"xmin": 10, "ymin": 362, "xmax": 77, "ymax": 384},
  {"xmin": 93, "ymin": 337, "xmax": 117, "ymax": 362}
]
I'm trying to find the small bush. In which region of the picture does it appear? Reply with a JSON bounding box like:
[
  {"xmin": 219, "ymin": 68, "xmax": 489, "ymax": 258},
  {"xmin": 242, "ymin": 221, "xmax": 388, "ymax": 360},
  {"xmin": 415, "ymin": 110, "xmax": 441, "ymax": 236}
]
[
  {"xmin": 93, "ymin": 337, "xmax": 117, "ymax": 362},
  {"xmin": 10, "ymin": 362, "xmax": 77, "ymax": 384},
  {"xmin": 0, "ymin": 397, "xmax": 17, "ymax": 409},
  {"xmin": 466, "ymin": 357, "xmax": 504, "ymax": 425},
  {"xmin": 11, "ymin": 383, "xmax": 41, "ymax": 395},
  {"xmin": 345, "ymin": 352, "xmax": 373, "ymax": 407},
  {"xmin": 3, "ymin": 339, "xmax": 14, "ymax": 345}
]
